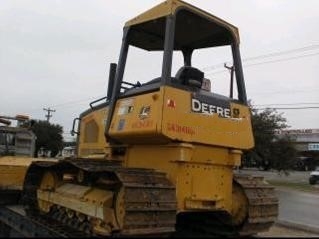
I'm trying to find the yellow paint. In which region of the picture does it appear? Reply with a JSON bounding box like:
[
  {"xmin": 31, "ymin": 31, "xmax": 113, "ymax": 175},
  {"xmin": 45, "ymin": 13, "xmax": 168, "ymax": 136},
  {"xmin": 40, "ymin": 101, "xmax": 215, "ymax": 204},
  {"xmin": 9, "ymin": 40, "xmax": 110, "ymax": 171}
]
[
  {"xmin": 109, "ymin": 91, "xmax": 167, "ymax": 144},
  {"xmin": 78, "ymin": 107, "xmax": 109, "ymax": 157},
  {"xmin": 0, "ymin": 156, "xmax": 53, "ymax": 190},
  {"xmin": 125, "ymin": 0, "xmax": 239, "ymax": 44},
  {"xmin": 124, "ymin": 143, "xmax": 234, "ymax": 213},
  {"xmin": 80, "ymin": 85, "xmax": 254, "ymax": 215},
  {"xmin": 162, "ymin": 86, "xmax": 254, "ymax": 149},
  {"xmin": 74, "ymin": 0, "xmax": 253, "ymax": 221},
  {"xmin": 109, "ymin": 86, "xmax": 254, "ymax": 149},
  {"xmin": 231, "ymin": 182, "xmax": 248, "ymax": 226},
  {"xmin": 37, "ymin": 182, "xmax": 118, "ymax": 232}
]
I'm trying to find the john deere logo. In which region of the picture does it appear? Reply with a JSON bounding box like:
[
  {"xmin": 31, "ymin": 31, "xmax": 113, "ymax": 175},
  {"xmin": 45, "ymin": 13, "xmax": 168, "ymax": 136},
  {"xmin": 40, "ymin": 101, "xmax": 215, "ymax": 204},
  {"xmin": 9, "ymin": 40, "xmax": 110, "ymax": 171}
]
[{"xmin": 139, "ymin": 106, "xmax": 151, "ymax": 119}]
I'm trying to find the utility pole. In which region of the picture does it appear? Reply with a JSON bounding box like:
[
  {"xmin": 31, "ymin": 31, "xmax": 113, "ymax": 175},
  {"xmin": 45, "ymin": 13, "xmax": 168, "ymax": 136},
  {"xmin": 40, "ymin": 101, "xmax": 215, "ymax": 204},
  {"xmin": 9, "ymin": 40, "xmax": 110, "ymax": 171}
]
[
  {"xmin": 224, "ymin": 63, "xmax": 235, "ymax": 99},
  {"xmin": 43, "ymin": 108, "xmax": 56, "ymax": 122}
]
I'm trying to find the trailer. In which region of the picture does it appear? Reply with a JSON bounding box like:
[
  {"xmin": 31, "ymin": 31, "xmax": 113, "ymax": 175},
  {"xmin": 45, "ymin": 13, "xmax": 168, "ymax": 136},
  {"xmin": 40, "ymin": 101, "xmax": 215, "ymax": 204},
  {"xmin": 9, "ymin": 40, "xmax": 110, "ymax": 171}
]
[{"xmin": 0, "ymin": 205, "xmax": 89, "ymax": 237}]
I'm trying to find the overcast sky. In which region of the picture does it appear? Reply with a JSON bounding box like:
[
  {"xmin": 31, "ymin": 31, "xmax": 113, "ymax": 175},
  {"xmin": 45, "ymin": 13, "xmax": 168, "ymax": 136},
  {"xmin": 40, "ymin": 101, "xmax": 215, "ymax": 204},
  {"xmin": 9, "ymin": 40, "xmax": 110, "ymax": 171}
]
[{"xmin": 1, "ymin": 0, "xmax": 318, "ymax": 141}]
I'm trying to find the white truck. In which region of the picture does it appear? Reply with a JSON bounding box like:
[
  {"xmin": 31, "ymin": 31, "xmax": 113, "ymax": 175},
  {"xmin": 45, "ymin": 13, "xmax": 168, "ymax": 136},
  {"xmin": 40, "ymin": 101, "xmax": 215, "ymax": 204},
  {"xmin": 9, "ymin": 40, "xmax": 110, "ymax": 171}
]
[{"xmin": 309, "ymin": 167, "xmax": 319, "ymax": 185}]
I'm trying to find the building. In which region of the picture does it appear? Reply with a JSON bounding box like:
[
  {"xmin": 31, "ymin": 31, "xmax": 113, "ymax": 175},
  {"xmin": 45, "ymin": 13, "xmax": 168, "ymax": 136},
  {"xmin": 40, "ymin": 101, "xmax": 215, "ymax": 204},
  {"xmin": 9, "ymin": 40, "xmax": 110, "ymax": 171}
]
[{"xmin": 277, "ymin": 129, "xmax": 319, "ymax": 170}]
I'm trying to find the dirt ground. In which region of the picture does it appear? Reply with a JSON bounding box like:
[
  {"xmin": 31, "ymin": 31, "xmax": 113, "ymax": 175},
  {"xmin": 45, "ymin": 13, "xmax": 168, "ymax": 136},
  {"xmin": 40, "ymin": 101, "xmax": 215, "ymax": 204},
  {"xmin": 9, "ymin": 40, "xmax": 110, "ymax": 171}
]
[{"xmin": 257, "ymin": 224, "xmax": 319, "ymax": 237}]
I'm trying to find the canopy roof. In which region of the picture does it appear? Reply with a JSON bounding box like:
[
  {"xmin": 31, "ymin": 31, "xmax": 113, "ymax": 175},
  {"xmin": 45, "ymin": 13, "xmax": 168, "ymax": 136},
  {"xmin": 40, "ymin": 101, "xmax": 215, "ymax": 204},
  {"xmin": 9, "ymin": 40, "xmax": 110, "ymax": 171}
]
[{"xmin": 125, "ymin": 0, "xmax": 239, "ymax": 50}]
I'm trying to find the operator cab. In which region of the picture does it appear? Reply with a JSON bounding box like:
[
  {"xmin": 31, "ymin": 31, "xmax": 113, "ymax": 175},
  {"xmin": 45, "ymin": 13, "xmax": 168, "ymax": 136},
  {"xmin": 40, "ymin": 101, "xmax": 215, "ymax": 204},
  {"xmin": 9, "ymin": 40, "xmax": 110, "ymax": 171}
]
[
  {"xmin": 106, "ymin": 0, "xmax": 253, "ymax": 150},
  {"xmin": 106, "ymin": 0, "xmax": 245, "ymax": 98},
  {"xmin": 121, "ymin": 65, "xmax": 211, "ymax": 98}
]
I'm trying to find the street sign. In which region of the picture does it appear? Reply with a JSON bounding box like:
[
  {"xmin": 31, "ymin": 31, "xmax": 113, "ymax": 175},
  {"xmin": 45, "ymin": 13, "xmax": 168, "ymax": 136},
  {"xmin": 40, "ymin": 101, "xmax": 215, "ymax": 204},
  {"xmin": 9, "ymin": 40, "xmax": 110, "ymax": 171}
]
[{"xmin": 308, "ymin": 143, "xmax": 319, "ymax": 151}]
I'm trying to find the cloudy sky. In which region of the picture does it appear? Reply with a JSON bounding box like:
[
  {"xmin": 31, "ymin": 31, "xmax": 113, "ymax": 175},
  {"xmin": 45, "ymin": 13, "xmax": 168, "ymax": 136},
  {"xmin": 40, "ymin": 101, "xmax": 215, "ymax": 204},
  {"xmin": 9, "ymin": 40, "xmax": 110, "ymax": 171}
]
[{"xmin": 1, "ymin": 0, "xmax": 318, "ymax": 141}]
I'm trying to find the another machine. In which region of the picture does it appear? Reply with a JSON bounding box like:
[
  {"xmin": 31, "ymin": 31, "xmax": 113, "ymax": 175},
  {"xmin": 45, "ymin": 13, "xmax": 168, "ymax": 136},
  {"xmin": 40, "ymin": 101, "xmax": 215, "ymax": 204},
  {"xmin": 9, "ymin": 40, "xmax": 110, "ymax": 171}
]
[
  {"xmin": 0, "ymin": 115, "xmax": 36, "ymax": 204},
  {"xmin": 0, "ymin": 115, "xmax": 36, "ymax": 157},
  {"xmin": 0, "ymin": 0, "xmax": 278, "ymax": 237}
]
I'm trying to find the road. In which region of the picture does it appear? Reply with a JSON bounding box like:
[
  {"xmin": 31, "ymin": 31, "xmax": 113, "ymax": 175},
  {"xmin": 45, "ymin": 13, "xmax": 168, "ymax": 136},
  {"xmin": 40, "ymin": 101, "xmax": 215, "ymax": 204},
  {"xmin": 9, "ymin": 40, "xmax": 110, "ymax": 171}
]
[
  {"xmin": 258, "ymin": 224, "xmax": 319, "ymax": 237},
  {"xmin": 277, "ymin": 187, "xmax": 319, "ymax": 229}
]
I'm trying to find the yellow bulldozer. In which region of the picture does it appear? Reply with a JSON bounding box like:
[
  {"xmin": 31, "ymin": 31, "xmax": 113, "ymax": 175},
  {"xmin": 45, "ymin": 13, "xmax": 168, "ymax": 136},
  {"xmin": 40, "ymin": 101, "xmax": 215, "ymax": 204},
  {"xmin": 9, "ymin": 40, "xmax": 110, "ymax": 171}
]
[
  {"xmin": 0, "ymin": 0, "xmax": 278, "ymax": 237},
  {"xmin": 0, "ymin": 115, "xmax": 56, "ymax": 207},
  {"xmin": 0, "ymin": 114, "xmax": 37, "ymax": 205}
]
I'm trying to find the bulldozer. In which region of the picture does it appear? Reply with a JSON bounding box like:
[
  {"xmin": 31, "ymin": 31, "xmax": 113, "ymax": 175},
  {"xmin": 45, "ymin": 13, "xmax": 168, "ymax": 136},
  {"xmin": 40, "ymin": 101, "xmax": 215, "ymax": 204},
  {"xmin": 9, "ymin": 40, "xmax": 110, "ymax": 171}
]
[
  {"xmin": 0, "ymin": 114, "xmax": 36, "ymax": 157},
  {"xmin": 0, "ymin": 115, "xmax": 57, "ymax": 207},
  {"xmin": 0, "ymin": 115, "xmax": 37, "ymax": 204},
  {"xmin": 0, "ymin": 0, "xmax": 278, "ymax": 237}
]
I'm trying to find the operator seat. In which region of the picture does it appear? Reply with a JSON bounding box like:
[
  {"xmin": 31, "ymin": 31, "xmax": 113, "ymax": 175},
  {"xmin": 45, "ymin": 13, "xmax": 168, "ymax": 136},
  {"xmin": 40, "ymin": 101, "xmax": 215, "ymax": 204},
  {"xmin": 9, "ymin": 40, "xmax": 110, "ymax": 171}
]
[{"xmin": 175, "ymin": 66, "xmax": 204, "ymax": 88}]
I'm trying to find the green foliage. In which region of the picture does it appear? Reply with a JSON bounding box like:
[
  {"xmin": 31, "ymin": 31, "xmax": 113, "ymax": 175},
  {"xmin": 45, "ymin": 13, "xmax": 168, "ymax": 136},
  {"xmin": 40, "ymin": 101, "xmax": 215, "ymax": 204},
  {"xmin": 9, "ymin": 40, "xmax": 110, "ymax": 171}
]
[
  {"xmin": 271, "ymin": 136, "xmax": 297, "ymax": 171},
  {"xmin": 244, "ymin": 103, "xmax": 297, "ymax": 171},
  {"xmin": 31, "ymin": 120, "xmax": 63, "ymax": 157}
]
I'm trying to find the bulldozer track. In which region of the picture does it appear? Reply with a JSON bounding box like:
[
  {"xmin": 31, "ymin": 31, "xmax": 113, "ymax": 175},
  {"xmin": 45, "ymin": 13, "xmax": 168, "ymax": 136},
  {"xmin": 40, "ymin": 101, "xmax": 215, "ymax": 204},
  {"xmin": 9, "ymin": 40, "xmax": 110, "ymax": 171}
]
[
  {"xmin": 0, "ymin": 205, "xmax": 90, "ymax": 237},
  {"xmin": 21, "ymin": 159, "xmax": 177, "ymax": 237},
  {"xmin": 20, "ymin": 160, "xmax": 277, "ymax": 237},
  {"xmin": 234, "ymin": 173, "xmax": 279, "ymax": 236},
  {"xmin": 0, "ymin": 190, "xmax": 21, "ymax": 205}
]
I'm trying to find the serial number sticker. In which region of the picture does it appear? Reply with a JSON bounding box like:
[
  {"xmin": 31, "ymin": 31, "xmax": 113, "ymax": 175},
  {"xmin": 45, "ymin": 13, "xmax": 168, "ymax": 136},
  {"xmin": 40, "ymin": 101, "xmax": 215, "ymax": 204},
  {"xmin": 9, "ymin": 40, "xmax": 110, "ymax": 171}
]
[
  {"xmin": 117, "ymin": 119, "xmax": 125, "ymax": 131},
  {"xmin": 118, "ymin": 98, "xmax": 134, "ymax": 115},
  {"xmin": 132, "ymin": 119, "xmax": 153, "ymax": 129},
  {"xmin": 167, "ymin": 123, "xmax": 195, "ymax": 135}
]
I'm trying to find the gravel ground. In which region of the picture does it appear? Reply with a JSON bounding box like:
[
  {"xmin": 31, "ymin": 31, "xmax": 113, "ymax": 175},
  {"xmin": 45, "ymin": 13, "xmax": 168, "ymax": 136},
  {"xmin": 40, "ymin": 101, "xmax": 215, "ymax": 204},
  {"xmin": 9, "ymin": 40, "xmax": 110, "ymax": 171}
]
[
  {"xmin": 239, "ymin": 168, "xmax": 303, "ymax": 179},
  {"xmin": 258, "ymin": 224, "xmax": 319, "ymax": 237},
  {"xmin": 238, "ymin": 168, "xmax": 314, "ymax": 184}
]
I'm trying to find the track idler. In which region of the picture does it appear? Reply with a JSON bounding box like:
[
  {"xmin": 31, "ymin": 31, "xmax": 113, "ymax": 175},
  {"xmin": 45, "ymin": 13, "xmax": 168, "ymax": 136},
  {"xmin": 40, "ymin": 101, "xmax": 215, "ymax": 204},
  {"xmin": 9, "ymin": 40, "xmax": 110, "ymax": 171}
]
[{"xmin": 232, "ymin": 174, "xmax": 279, "ymax": 236}]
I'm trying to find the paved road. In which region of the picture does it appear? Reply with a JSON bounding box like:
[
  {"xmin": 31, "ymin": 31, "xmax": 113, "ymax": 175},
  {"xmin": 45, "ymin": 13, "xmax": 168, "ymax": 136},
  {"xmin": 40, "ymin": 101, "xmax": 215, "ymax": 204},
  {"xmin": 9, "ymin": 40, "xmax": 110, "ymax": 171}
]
[
  {"xmin": 276, "ymin": 187, "xmax": 319, "ymax": 229},
  {"xmin": 258, "ymin": 224, "xmax": 319, "ymax": 237}
]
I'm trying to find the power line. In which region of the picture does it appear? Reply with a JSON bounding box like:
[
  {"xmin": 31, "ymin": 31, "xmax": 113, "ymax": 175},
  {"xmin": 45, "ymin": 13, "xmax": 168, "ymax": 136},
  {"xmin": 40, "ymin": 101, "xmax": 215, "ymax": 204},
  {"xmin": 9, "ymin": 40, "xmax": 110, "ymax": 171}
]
[
  {"xmin": 203, "ymin": 43, "xmax": 319, "ymax": 74},
  {"xmin": 243, "ymin": 44, "xmax": 319, "ymax": 62},
  {"xmin": 201, "ymin": 62, "xmax": 225, "ymax": 72},
  {"xmin": 254, "ymin": 102, "xmax": 319, "ymax": 106},
  {"xmin": 26, "ymin": 94, "xmax": 106, "ymax": 113},
  {"xmin": 250, "ymin": 87, "xmax": 319, "ymax": 96},
  {"xmin": 23, "ymin": 44, "xmax": 319, "ymax": 114},
  {"xmin": 51, "ymin": 95, "xmax": 105, "ymax": 108},
  {"xmin": 244, "ymin": 52, "xmax": 319, "ymax": 68},
  {"xmin": 206, "ymin": 51, "xmax": 319, "ymax": 76},
  {"xmin": 255, "ymin": 106, "xmax": 319, "ymax": 110}
]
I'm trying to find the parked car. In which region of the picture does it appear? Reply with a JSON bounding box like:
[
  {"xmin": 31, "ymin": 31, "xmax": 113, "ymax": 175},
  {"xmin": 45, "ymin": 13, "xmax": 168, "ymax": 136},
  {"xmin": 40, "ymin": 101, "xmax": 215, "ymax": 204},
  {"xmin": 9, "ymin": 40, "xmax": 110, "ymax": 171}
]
[
  {"xmin": 295, "ymin": 156, "xmax": 318, "ymax": 171},
  {"xmin": 309, "ymin": 167, "xmax": 319, "ymax": 185}
]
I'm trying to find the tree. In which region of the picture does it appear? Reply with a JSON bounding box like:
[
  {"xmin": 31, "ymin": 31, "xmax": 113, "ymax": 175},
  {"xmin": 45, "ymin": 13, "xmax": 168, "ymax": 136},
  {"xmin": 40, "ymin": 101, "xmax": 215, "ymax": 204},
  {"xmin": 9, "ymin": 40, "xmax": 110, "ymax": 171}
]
[
  {"xmin": 244, "ymin": 104, "xmax": 297, "ymax": 171},
  {"xmin": 271, "ymin": 137, "xmax": 297, "ymax": 172},
  {"xmin": 31, "ymin": 120, "xmax": 63, "ymax": 157}
]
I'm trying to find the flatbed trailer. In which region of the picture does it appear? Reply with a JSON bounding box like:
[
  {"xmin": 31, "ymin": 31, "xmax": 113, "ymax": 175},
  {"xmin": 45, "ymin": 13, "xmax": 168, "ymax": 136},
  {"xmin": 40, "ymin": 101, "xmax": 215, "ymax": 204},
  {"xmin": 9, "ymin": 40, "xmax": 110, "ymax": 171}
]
[{"xmin": 0, "ymin": 205, "xmax": 89, "ymax": 237}]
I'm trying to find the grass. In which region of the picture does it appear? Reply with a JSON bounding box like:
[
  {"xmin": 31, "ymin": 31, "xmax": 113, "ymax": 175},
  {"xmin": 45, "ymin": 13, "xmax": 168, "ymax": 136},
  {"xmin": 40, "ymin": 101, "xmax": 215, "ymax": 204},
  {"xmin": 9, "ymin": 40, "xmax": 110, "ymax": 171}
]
[{"xmin": 268, "ymin": 180, "xmax": 319, "ymax": 193}]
